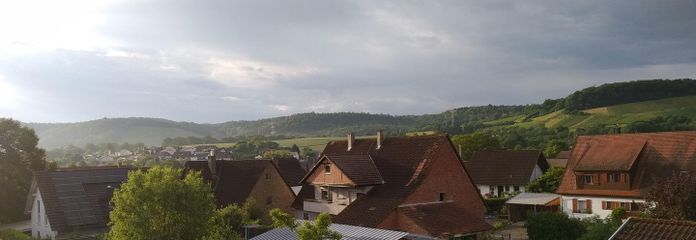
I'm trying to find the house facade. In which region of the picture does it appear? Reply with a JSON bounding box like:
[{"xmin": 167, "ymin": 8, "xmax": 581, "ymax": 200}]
[
  {"xmin": 25, "ymin": 167, "xmax": 131, "ymax": 240},
  {"xmin": 557, "ymin": 131, "xmax": 696, "ymax": 219},
  {"xmin": 293, "ymin": 131, "xmax": 491, "ymax": 238},
  {"xmin": 465, "ymin": 150, "xmax": 548, "ymax": 198},
  {"xmin": 184, "ymin": 156, "xmax": 297, "ymax": 218}
]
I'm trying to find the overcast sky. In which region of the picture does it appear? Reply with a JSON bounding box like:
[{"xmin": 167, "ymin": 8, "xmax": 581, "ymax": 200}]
[{"xmin": 1, "ymin": 0, "xmax": 695, "ymax": 123}]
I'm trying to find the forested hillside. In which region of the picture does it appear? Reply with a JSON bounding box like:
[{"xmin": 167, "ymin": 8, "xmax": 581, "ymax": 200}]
[{"xmin": 24, "ymin": 79, "xmax": 696, "ymax": 149}]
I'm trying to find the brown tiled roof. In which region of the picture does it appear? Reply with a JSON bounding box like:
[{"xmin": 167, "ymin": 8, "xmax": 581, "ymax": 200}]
[
  {"xmin": 610, "ymin": 217, "xmax": 696, "ymax": 240},
  {"xmin": 322, "ymin": 154, "xmax": 384, "ymax": 186},
  {"xmin": 398, "ymin": 202, "xmax": 492, "ymax": 237},
  {"xmin": 558, "ymin": 131, "xmax": 696, "ymax": 198},
  {"xmin": 185, "ymin": 160, "xmax": 270, "ymax": 206},
  {"xmin": 464, "ymin": 150, "xmax": 548, "ymax": 185},
  {"xmin": 272, "ymin": 158, "xmax": 307, "ymax": 186},
  {"xmin": 573, "ymin": 138, "xmax": 646, "ymax": 171},
  {"xmin": 32, "ymin": 167, "xmax": 130, "ymax": 232},
  {"xmin": 315, "ymin": 136, "xmax": 450, "ymax": 227}
]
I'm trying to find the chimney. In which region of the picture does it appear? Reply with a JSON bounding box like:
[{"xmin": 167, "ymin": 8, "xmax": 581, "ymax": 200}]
[
  {"xmin": 208, "ymin": 149, "xmax": 217, "ymax": 176},
  {"xmin": 376, "ymin": 129, "xmax": 384, "ymax": 149},
  {"xmin": 347, "ymin": 132, "xmax": 355, "ymax": 151}
]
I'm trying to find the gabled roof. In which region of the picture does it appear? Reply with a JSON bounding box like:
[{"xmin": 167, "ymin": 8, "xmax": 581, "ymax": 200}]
[
  {"xmin": 610, "ymin": 217, "xmax": 696, "ymax": 240},
  {"xmin": 294, "ymin": 136, "xmax": 453, "ymax": 226},
  {"xmin": 30, "ymin": 167, "xmax": 131, "ymax": 232},
  {"xmin": 572, "ymin": 138, "xmax": 646, "ymax": 171},
  {"xmin": 272, "ymin": 158, "xmax": 307, "ymax": 187},
  {"xmin": 558, "ymin": 131, "xmax": 696, "ymax": 198},
  {"xmin": 398, "ymin": 202, "xmax": 491, "ymax": 237},
  {"xmin": 305, "ymin": 154, "xmax": 384, "ymax": 186},
  {"xmin": 184, "ymin": 160, "xmax": 272, "ymax": 206},
  {"xmin": 464, "ymin": 150, "xmax": 548, "ymax": 185}
]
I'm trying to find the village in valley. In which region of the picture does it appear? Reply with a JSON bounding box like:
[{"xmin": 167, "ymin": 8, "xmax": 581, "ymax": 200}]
[{"xmin": 1, "ymin": 1, "xmax": 696, "ymax": 240}]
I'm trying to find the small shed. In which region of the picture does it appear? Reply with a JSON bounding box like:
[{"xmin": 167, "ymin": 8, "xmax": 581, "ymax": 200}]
[{"xmin": 505, "ymin": 192, "xmax": 560, "ymax": 222}]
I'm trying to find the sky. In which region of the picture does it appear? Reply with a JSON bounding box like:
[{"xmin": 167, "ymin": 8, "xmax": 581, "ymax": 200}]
[{"xmin": 0, "ymin": 0, "xmax": 695, "ymax": 123}]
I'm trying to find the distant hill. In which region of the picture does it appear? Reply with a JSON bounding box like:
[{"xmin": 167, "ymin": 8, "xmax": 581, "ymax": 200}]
[{"xmin": 23, "ymin": 79, "xmax": 696, "ymax": 149}]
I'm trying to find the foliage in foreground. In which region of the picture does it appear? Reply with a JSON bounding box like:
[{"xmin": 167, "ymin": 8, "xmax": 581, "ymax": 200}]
[
  {"xmin": 0, "ymin": 118, "xmax": 46, "ymax": 224},
  {"xmin": 0, "ymin": 229, "xmax": 36, "ymax": 240},
  {"xmin": 525, "ymin": 208, "xmax": 626, "ymax": 240},
  {"xmin": 107, "ymin": 166, "xmax": 219, "ymax": 240},
  {"xmin": 526, "ymin": 166, "xmax": 566, "ymax": 193},
  {"xmin": 645, "ymin": 174, "xmax": 696, "ymax": 221},
  {"xmin": 270, "ymin": 209, "xmax": 341, "ymax": 240},
  {"xmin": 525, "ymin": 212, "xmax": 585, "ymax": 240}
]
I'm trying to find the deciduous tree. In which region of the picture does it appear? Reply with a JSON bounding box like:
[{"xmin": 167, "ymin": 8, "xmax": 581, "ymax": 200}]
[
  {"xmin": 645, "ymin": 174, "xmax": 696, "ymax": 221},
  {"xmin": 270, "ymin": 209, "xmax": 341, "ymax": 240},
  {"xmin": 107, "ymin": 166, "xmax": 218, "ymax": 240},
  {"xmin": 0, "ymin": 118, "xmax": 46, "ymax": 223},
  {"xmin": 526, "ymin": 166, "xmax": 565, "ymax": 193}
]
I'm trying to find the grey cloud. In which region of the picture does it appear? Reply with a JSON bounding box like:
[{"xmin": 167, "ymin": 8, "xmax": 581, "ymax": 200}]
[{"xmin": 1, "ymin": 0, "xmax": 695, "ymax": 122}]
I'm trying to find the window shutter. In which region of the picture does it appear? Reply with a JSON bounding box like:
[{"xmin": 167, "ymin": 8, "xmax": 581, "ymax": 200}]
[
  {"xmin": 601, "ymin": 201, "xmax": 607, "ymax": 210},
  {"xmin": 586, "ymin": 199, "xmax": 592, "ymax": 213},
  {"xmin": 620, "ymin": 173, "xmax": 626, "ymax": 183},
  {"xmin": 572, "ymin": 199, "xmax": 578, "ymax": 212}
]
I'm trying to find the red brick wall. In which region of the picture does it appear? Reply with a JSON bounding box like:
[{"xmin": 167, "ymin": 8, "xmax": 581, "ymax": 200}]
[
  {"xmin": 377, "ymin": 141, "xmax": 487, "ymax": 233},
  {"xmin": 399, "ymin": 142, "xmax": 487, "ymax": 215}
]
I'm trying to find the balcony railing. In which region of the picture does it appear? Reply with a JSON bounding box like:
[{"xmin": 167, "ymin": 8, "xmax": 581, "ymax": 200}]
[{"xmin": 303, "ymin": 199, "xmax": 347, "ymax": 215}]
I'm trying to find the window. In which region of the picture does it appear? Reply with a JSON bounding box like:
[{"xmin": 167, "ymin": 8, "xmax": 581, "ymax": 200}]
[
  {"xmin": 37, "ymin": 200, "xmax": 41, "ymax": 224},
  {"xmin": 265, "ymin": 173, "xmax": 270, "ymax": 180},
  {"xmin": 324, "ymin": 164, "xmax": 331, "ymax": 174},
  {"xmin": 608, "ymin": 173, "xmax": 621, "ymax": 183},
  {"xmin": 513, "ymin": 186, "xmax": 520, "ymax": 192},
  {"xmin": 439, "ymin": 193, "xmax": 446, "ymax": 201},
  {"xmin": 489, "ymin": 186, "xmax": 495, "ymax": 193},
  {"xmin": 680, "ymin": 170, "xmax": 690, "ymax": 176},
  {"xmin": 266, "ymin": 196, "xmax": 273, "ymax": 205},
  {"xmin": 321, "ymin": 189, "xmax": 332, "ymax": 202},
  {"xmin": 505, "ymin": 186, "xmax": 510, "ymax": 191},
  {"xmin": 577, "ymin": 200, "xmax": 587, "ymax": 213},
  {"xmin": 582, "ymin": 175, "xmax": 593, "ymax": 184}
]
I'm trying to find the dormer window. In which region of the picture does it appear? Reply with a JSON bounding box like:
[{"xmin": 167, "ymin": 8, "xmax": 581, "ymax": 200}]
[
  {"xmin": 608, "ymin": 173, "xmax": 621, "ymax": 183},
  {"xmin": 582, "ymin": 175, "xmax": 593, "ymax": 184}
]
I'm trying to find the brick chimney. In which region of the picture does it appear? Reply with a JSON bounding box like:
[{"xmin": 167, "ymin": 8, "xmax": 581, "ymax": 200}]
[
  {"xmin": 347, "ymin": 132, "xmax": 355, "ymax": 151},
  {"xmin": 376, "ymin": 129, "xmax": 384, "ymax": 149},
  {"xmin": 208, "ymin": 149, "xmax": 217, "ymax": 176}
]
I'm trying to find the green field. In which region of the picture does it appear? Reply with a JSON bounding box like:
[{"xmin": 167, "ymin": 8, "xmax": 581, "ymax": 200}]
[{"xmin": 503, "ymin": 95, "xmax": 696, "ymax": 130}]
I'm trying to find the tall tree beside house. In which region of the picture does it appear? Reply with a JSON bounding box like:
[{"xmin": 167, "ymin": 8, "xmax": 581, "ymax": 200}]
[
  {"xmin": 107, "ymin": 166, "xmax": 220, "ymax": 240},
  {"xmin": 644, "ymin": 174, "xmax": 696, "ymax": 221},
  {"xmin": 450, "ymin": 132, "xmax": 500, "ymax": 160},
  {"xmin": 0, "ymin": 118, "xmax": 46, "ymax": 224},
  {"xmin": 526, "ymin": 166, "xmax": 565, "ymax": 193},
  {"xmin": 270, "ymin": 209, "xmax": 341, "ymax": 240}
]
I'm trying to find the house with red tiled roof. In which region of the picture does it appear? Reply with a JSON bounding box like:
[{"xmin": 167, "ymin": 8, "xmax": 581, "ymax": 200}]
[
  {"xmin": 557, "ymin": 131, "xmax": 696, "ymax": 219},
  {"xmin": 609, "ymin": 217, "xmax": 696, "ymax": 240},
  {"xmin": 465, "ymin": 150, "xmax": 549, "ymax": 198},
  {"xmin": 292, "ymin": 131, "xmax": 491, "ymax": 238}
]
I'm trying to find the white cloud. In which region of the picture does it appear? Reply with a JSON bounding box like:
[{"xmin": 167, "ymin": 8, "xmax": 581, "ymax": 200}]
[
  {"xmin": 0, "ymin": 75, "xmax": 20, "ymax": 110},
  {"xmin": 207, "ymin": 57, "xmax": 320, "ymax": 89}
]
